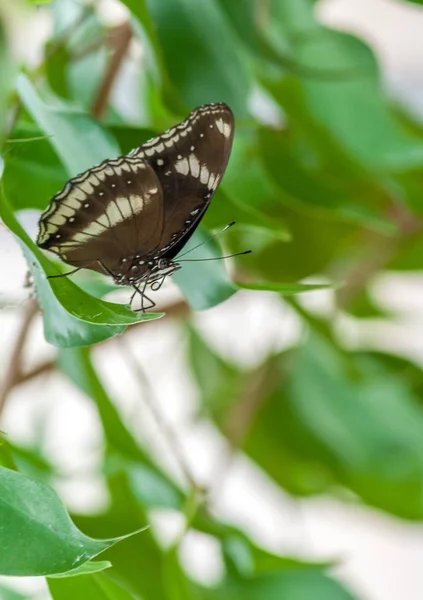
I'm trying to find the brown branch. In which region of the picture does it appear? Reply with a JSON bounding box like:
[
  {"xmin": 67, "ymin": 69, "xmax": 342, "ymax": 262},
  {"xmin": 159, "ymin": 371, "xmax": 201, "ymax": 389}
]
[
  {"xmin": 10, "ymin": 300, "xmax": 190, "ymax": 392},
  {"xmin": 117, "ymin": 335, "xmax": 200, "ymax": 492},
  {"xmin": 13, "ymin": 359, "xmax": 55, "ymax": 387},
  {"xmin": 336, "ymin": 204, "xmax": 422, "ymax": 309},
  {"xmin": 207, "ymin": 360, "xmax": 278, "ymax": 503},
  {"xmin": 0, "ymin": 300, "xmax": 39, "ymax": 418},
  {"xmin": 3, "ymin": 3, "xmax": 96, "ymax": 148},
  {"xmin": 224, "ymin": 362, "xmax": 277, "ymax": 449},
  {"xmin": 91, "ymin": 21, "xmax": 133, "ymax": 120}
]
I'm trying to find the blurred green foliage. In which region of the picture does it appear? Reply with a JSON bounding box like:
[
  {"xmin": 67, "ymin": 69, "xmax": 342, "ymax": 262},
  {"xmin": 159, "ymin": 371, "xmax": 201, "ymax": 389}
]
[{"xmin": 2, "ymin": 0, "xmax": 423, "ymax": 599}]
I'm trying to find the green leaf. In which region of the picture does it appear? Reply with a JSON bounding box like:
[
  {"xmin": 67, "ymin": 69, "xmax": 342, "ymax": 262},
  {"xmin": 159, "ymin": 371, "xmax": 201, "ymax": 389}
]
[
  {"xmin": 0, "ymin": 440, "xmax": 17, "ymax": 471},
  {"xmin": 187, "ymin": 324, "xmax": 244, "ymax": 413},
  {"xmin": 0, "ymin": 467, "xmax": 143, "ymax": 576},
  {"xmin": 264, "ymin": 28, "xmax": 423, "ymax": 172},
  {"xmin": 7, "ymin": 440, "xmax": 53, "ymax": 482},
  {"xmin": 163, "ymin": 549, "xmax": 199, "ymax": 600},
  {"xmin": 241, "ymin": 334, "xmax": 423, "ymax": 518},
  {"xmin": 206, "ymin": 570, "xmax": 357, "ymax": 600},
  {"xmin": 109, "ymin": 125, "xmax": 157, "ymax": 156},
  {"xmin": 45, "ymin": 43, "xmax": 72, "ymax": 99},
  {"xmin": 0, "ymin": 188, "xmax": 162, "ymax": 347},
  {"xmin": 173, "ymin": 228, "xmax": 238, "ymax": 310},
  {"xmin": 343, "ymin": 288, "xmax": 389, "ymax": 319},
  {"xmin": 73, "ymin": 474, "xmax": 168, "ymax": 600},
  {"xmin": 0, "ymin": 20, "xmax": 14, "ymax": 143},
  {"xmin": 17, "ymin": 74, "xmax": 119, "ymax": 176},
  {"xmin": 289, "ymin": 335, "xmax": 423, "ymax": 515},
  {"xmin": 222, "ymin": 536, "xmax": 255, "ymax": 577},
  {"xmin": 219, "ymin": 130, "xmax": 285, "ymax": 213},
  {"xmin": 237, "ymin": 281, "xmax": 334, "ymax": 294},
  {"xmin": 48, "ymin": 572, "xmax": 138, "ymax": 599},
  {"xmin": 214, "ymin": 0, "xmax": 277, "ymax": 62},
  {"xmin": 49, "ymin": 561, "xmax": 112, "ymax": 578},
  {"xmin": 259, "ymin": 127, "xmax": 395, "ymax": 232},
  {"xmin": 3, "ymin": 124, "xmax": 67, "ymax": 211},
  {"xmin": 204, "ymin": 189, "xmax": 290, "ymax": 245},
  {"xmin": 143, "ymin": 0, "xmax": 252, "ymax": 116},
  {"xmin": 193, "ymin": 512, "xmax": 333, "ymax": 578},
  {"xmin": 65, "ymin": 14, "xmax": 108, "ymax": 111},
  {"xmin": 128, "ymin": 464, "xmax": 184, "ymax": 510}
]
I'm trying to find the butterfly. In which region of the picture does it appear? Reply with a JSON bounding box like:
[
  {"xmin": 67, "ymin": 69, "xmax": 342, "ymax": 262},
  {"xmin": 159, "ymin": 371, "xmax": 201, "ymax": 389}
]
[{"xmin": 37, "ymin": 103, "xmax": 235, "ymax": 310}]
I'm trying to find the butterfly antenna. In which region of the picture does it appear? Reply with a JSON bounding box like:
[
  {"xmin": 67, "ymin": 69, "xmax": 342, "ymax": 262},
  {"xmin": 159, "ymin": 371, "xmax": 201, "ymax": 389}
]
[
  {"xmin": 47, "ymin": 266, "xmax": 86, "ymax": 279},
  {"xmin": 178, "ymin": 249, "xmax": 252, "ymax": 263},
  {"xmin": 176, "ymin": 221, "xmax": 236, "ymax": 259}
]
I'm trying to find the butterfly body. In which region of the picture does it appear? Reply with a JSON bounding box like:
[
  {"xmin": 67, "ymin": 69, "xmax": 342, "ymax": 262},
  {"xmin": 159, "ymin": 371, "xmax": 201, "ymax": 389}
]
[{"xmin": 37, "ymin": 103, "xmax": 234, "ymax": 308}]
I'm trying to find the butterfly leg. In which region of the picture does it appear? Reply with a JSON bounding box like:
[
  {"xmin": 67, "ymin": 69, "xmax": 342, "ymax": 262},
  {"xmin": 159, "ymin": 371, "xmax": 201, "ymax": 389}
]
[
  {"xmin": 131, "ymin": 281, "xmax": 156, "ymax": 313},
  {"xmin": 129, "ymin": 287, "xmax": 138, "ymax": 307},
  {"xmin": 150, "ymin": 275, "xmax": 166, "ymax": 292}
]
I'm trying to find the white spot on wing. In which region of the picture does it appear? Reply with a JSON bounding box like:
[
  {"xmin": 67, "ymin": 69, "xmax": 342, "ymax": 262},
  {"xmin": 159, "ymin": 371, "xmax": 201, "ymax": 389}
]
[
  {"xmin": 175, "ymin": 158, "xmax": 189, "ymax": 176},
  {"xmin": 189, "ymin": 154, "xmax": 200, "ymax": 178},
  {"xmin": 223, "ymin": 122, "xmax": 232, "ymax": 138},
  {"xmin": 104, "ymin": 201, "xmax": 124, "ymax": 227},
  {"xmin": 96, "ymin": 166, "xmax": 114, "ymax": 180},
  {"xmin": 72, "ymin": 230, "xmax": 100, "ymax": 242},
  {"xmin": 162, "ymin": 127, "xmax": 175, "ymax": 139},
  {"xmin": 144, "ymin": 135, "xmax": 160, "ymax": 147},
  {"xmin": 112, "ymin": 164, "xmax": 123, "ymax": 176},
  {"xmin": 215, "ymin": 118, "xmax": 232, "ymax": 138},
  {"xmin": 97, "ymin": 214, "xmax": 109, "ymax": 227},
  {"xmin": 119, "ymin": 197, "xmax": 133, "ymax": 220},
  {"xmin": 68, "ymin": 189, "xmax": 86, "ymax": 203},
  {"xmin": 211, "ymin": 175, "xmax": 220, "ymax": 190},
  {"xmin": 200, "ymin": 165, "xmax": 209, "ymax": 184},
  {"xmin": 50, "ymin": 215, "xmax": 66, "ymax": 227},
  {"xmin": 215, "ymin": 118, "xmax": 224, "ymax": 134}
]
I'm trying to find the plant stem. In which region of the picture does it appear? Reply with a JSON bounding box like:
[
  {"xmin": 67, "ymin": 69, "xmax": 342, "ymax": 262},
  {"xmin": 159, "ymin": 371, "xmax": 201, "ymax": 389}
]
[{"xmin": 0, "ymin": 299, "xmax": 39, "ymax": 420}]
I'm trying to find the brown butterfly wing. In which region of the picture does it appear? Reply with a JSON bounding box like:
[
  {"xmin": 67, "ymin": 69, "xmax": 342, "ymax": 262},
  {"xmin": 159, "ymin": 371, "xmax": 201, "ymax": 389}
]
[
  {"xmin": 37, "ymin": 156, "xmax": 164, "ymax": 277},
  {"xmin": 37, "ymin": 103, "xmax": 234, "ymax": 283},
  {"xmin": 131, "ymin": 103, "xmax": 234, "ymax": 259}
]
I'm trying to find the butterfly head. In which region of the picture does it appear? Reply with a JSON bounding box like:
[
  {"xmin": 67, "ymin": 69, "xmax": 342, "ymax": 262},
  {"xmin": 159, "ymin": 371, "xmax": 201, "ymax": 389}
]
[{"xmin": 112, "ymin": 254, "xmax": 180, "ymax": 288}]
